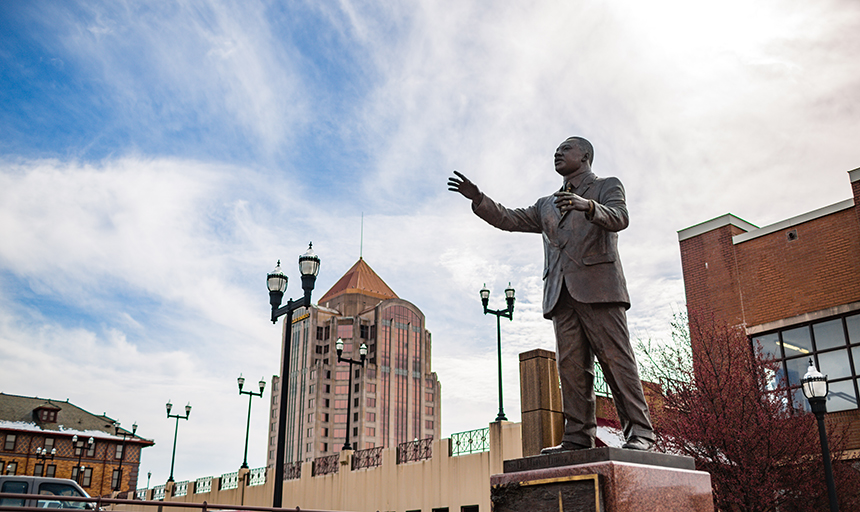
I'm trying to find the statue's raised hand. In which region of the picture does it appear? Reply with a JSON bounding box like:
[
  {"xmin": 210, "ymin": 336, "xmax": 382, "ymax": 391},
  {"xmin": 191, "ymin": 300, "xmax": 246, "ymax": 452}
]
[{"xmin": 447, "ymin": 171, "xmax": 480, "ymax": 201}]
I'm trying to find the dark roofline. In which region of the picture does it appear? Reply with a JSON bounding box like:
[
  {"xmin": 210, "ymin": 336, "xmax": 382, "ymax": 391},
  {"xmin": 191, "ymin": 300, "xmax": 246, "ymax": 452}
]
[{"xmin": 0, "ymin": 392, "xmax": 154, "ymax": 447}]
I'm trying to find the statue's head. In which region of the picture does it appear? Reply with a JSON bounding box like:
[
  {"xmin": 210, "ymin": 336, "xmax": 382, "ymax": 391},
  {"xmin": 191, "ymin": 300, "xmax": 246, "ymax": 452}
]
[{"xmin": 555, "ymin": 136, "xmax": 593, "ymax": 177}]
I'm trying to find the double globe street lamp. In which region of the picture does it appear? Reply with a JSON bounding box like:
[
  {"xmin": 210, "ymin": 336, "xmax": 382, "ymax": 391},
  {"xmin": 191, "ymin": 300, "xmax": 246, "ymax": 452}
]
[
  {"xmin": 801, "ymin": 359, "xmax": 839, "ymax": 512},
  {"xmin": 71, "ymin": 435, "xmax": 93, "ymax": 485},
  {"xmin": 166, "ymin": 401, "xmax": 191, "ymax": 483},
  {"xmin": 480, "ymin": 283, "xmax": 515, "ymax": 422},
  {"xmin": 266, "ymin": 243, "xmax": 320, "ymax": 508},
  {"xmin": 335, "ymin": 338, "xmax": 368, "ymax": 451},
  {"xmin": 112, "ymin": 421, "xmax": 137, "ymax": 491},
  {"xmin": 237, "ymin": 375, "xmax": 266, "ymax": 469}
]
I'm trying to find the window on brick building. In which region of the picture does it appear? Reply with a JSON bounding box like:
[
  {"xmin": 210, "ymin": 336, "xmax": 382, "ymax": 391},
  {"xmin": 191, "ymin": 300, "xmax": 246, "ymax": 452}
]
[
  {"xmin": 45, "ymin": 465, "xmax": 56, "ymax": 478},
  {"xmin": 82, "ymin": 468, "xmax": 92, "ymax": 487},
  {"xmin": 34, "ymin": 463, "xmax": 44, "ymax": 477},
  {"xmin": 115, "ymin": 444, "xmax": 123, "ymax": 460},
  {"xmin": 752, "ymin": 312, "xmax": 860, "ymax": 412},
  {"xmin": 3, "ymin": 435, "xmax": 16, "ymax": 451},
  {"xmin": 5, "ymin": 461, "xmax": 17, "ymax": 475}
]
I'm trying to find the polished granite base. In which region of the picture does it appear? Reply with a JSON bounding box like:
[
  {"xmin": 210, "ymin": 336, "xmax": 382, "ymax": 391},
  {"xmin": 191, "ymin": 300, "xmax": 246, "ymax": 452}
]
[{"xmin": 491, "ymin": 448, "xmax": 714, "ymax": 512}]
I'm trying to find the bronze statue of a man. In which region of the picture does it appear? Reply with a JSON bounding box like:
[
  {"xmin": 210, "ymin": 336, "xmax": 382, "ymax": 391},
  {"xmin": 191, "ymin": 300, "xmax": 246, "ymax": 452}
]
[{"xmin": 448, "ymin": 136, "xmax": 655, "ymax": 452}]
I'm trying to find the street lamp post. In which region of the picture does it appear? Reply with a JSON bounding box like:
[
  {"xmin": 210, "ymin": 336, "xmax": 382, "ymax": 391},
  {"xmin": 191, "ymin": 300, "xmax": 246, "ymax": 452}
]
[
  {"xmin": 480, "ymin": 283, "xmax": 515, "ymax": 422},
  {"xmin": 335, "ymin": 339, "xmax": 367, "ymax": 451},
  {"xmin": 112, "ymin": 421, "xmax": 138, "ymax": 491},
  {"xmin": 238, "ymin": 375, "xmax": 266, "ymax": 469},
  {"xmin": 266, "ymin": 243, "xmax": 320, "ymax": 508},
  {"xmin": 165, "ymin": 401, "xmax": 191, "ymax": 483},
  {"xmin": 71, "ymin": 435, "xmax": 93, "ymax": 485},
  {"xmin": 801, "ymin": 359, "xmax": 839, "ymax": 512}
]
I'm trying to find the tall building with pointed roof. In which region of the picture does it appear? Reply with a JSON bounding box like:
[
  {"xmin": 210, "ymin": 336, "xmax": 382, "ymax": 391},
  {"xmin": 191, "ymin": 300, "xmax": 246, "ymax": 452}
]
[{"xmin": 266, "ymin": 258, "xmax": 441, "ymax": 467}]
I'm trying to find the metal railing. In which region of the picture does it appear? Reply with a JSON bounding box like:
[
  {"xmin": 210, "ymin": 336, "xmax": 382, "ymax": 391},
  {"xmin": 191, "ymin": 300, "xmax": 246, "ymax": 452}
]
[
  {"xmin": 135, "ymin": 488, "xmax": 147, "ymax": 500},
  {"xmin": 152, "ymin": 485, "xmax": 165, "ymax": 501},
  {"xmin": 0, "ymin": 491, "xmax": 351, "ymax": 512},
  {"xmin": 351, "ymin": 446, "xmax": 383, "ymax": 470},
  {"xmin": 248, "ymin": 467, "xmax": 266, "ymax": 486},
  {"xmin": 220, "ymin": 471, "xmax": 239, "ymax": 490},
  {"xmin": 312, "ymin": 454, "xmax": 339, "ymax": 476},
  {"xmin": 195, "ymin": 476, "xmax": 213, "ymax": 494},
  {"xmin": 449, "ymin": 427, "xmax": 489, "ymax": 456},
  {"xmin": 174, "ymin": 481, "xmax": 188, "ymax": 497},
  {"xmin": 397, "ymin": 437, "xmax": 432, "ymax": 464},
  {"xmin": 284, "ymin": 461, "xmax": 302, "ymax": 480}
]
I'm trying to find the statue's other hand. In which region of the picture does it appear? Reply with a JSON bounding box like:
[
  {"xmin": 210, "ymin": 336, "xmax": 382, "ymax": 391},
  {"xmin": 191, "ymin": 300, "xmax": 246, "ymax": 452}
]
[{"xmin": 447, "ymin": 170, "xmax": 480, "ymax": 201}]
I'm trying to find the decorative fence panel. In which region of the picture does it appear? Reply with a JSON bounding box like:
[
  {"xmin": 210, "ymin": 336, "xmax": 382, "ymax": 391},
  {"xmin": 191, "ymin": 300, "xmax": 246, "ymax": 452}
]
[
  {"xmin": 284, "ymin": 461, "xmax": 302, "ymax": 480},
  {"xmin": 449, "ymin": 427, "xmax": 490, "ymax": 456},
  {"xmin": 351, "ymin": 446, "xmax": 383, "ymax": 470},
  {"xmin": 134, "ymin": 489, "xmax": 147, "ymax": 500},
  {"xmin": 248, "ymin": 467, "xmax": 266, "ymax": 486},
  {"xmin": 194, "ymin": 476, "xmax": 212, "ymax": 494},
  {"xmin": 312, "ymin": 454, "xmax": 339, "ymax": 476},
  {"xmin": 220, "ymin": 471, "xmax": 239, "ymax": 490},
  {"xmin": 152, "ymin": 485, "xmax": 165, "ymax": 501},
  {"xmin": 397, "ymin": 437, "xmax": 432, "ymax": 464},
  {"xmin": 173, "ymin": 481, "xmax": 188, "ymax": 497}
]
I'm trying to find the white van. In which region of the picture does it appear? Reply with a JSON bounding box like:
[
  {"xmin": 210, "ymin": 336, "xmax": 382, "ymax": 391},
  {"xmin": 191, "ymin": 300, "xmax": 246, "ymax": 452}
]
[{"xmin": 0, "ymin": 476, "xmax": 94, "ymax": 509}]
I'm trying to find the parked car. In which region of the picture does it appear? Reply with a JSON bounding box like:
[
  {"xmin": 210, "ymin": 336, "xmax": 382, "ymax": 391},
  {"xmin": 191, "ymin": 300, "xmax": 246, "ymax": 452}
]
[{"xmin": 0, "ymin": 476, "xmax": 93, "ymax": 509}]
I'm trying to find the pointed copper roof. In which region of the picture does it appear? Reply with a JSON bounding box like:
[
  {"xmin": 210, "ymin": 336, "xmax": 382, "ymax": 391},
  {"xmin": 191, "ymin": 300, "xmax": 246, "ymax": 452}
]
[{"xmin": 318, "ymin": 258, "xmax": 398, "ymax": 303}]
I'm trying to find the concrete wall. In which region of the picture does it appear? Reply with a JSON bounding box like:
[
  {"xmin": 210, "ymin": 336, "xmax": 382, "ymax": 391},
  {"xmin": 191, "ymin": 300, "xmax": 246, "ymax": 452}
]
[{"xmin": 124, "ymin": 423, "xmax": 522, "ymax": 512}]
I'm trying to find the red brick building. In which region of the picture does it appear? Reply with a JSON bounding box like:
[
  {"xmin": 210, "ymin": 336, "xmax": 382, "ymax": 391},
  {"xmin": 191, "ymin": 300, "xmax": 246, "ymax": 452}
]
[
  {"xmin": 678, "ymin": 167, "xmax": 860, "ymax": 453},
  {"xmin": 0, "ymin": 393, "xmax": 154, "ymax": 496}
]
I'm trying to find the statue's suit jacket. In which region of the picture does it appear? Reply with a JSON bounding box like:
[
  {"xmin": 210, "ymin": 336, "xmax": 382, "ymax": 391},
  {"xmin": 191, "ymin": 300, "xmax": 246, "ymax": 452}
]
[{"xmin": 472, "ymin": 171, "xmax": 630, "ymax": 319}]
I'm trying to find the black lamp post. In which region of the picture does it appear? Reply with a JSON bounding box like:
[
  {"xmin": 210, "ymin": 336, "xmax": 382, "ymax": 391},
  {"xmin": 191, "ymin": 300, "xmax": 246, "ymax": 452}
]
[
  {"xmin": 238, "ymin": 375, "xmax": 266, "ymax": 469},
  {"xmin": 801, "ymin": 359, "xmax": 839, "ymax": 512},
  {"xmin": 267, "ymin": 242, "xmax": 320, "ymax": 508},
  {"xmin": 165, "ymin": 400, "xmax": 191, "ymax": 483},
  {"xmin": 480, "ymin": 283, "xmax": 515, "ymax": 422},
  {"xmin": 335, "ymin": 338, "xmax": 367, "ymax": 451},
  {"xmin": 112, "ymin": 421, "xmax": 137, "ymax": 491},
  {"xmin": 71, "ymin": 435, "xmax": 93, "ymax": 485}
]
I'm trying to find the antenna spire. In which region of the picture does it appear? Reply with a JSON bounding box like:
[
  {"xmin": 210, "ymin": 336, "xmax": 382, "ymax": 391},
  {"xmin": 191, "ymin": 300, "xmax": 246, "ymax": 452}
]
[{"xmin": 360, "ymin": 212, "xmax": 364, "ymax": 259}]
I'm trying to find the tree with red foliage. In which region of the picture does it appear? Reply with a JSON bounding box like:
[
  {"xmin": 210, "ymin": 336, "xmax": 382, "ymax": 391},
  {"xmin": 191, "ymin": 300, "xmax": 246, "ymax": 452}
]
[{"xmin": 637, "ymin": 313, "xmax": 860, "ymax": 511}]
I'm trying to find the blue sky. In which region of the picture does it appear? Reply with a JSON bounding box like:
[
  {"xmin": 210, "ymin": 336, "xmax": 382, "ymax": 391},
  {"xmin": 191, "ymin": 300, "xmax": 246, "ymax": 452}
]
[{"xmin": 2, "ymin": 0, "xmax": 859, "ymax": 487}]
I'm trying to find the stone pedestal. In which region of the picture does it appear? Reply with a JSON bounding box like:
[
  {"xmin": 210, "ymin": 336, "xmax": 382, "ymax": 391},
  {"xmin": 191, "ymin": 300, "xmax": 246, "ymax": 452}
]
[
  {"xmin": 519, "ymin": 349, "xmax": 564, "ymax": 456},
  {"xmin": 491, "ymin": 448, "xmax": 714, "ymax": 512}
]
